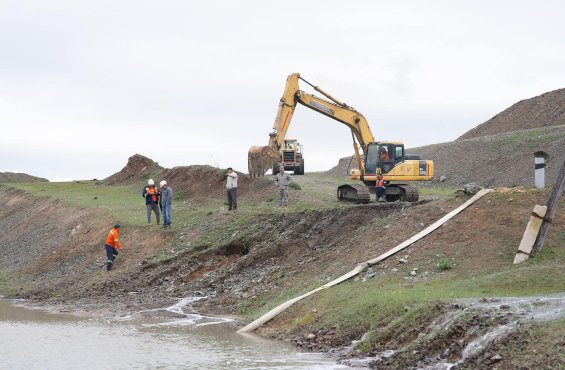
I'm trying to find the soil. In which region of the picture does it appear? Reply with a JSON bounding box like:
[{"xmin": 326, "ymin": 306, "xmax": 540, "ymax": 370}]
[
  {"xmin": 458, "ymin": 88, "xmax": 565, "ymax": 140},
  {"xmin": 326, "ymin": 87, "xmax": 565, "ymax": 189},
  {"xmin": 103, "ymin": 153, "xmax": 273, "ymax": 200},
  {"xmin": 0, "ymin": 172, "xmax": 48, "ymax": 183},
  {"xmin": 1, "ymin": 177, "xmax": 564, "ymax": 369},
  {"xmin": 2, "ymin": 87, "xmax": 565, "ymax": 369}
]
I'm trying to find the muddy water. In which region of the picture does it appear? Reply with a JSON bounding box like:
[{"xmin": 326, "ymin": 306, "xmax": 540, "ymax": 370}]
[{"xmin": 0, "ymin": 300, "xmax": 345, "ymax": 370}]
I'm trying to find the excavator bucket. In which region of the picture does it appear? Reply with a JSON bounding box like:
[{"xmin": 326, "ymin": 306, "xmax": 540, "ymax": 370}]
[{"xmin": 248, "ymin": 146, "xmax": 280, "ymax": 178}]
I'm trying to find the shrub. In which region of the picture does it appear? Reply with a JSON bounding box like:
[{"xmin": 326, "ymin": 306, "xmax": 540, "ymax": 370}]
[
  {"xmin": 289, "ymin": 182, "xmax": 302, "ymax": 190},
  {"xmin": 438, "ymin": 258, "xmax": 452, "ymax": 271}
]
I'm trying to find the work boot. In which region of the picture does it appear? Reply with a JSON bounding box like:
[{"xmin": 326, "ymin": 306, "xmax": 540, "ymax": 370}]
[{"xmin": 106, "ymin": 262, "xmax": 113, "ymax": 271}]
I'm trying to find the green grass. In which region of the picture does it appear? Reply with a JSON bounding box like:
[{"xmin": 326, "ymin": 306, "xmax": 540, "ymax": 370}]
[
  {"xmin": 248, "ymin": 248, "xmax": 565, "ymax": 339},
  {"xmin": 419, "ymin": 187, "xmax": 458, "ymax": 199}
]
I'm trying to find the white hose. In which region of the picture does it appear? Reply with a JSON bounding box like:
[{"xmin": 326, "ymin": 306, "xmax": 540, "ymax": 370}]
[{"xmin": 237, "ymin": 189, "xmax": 492, "ymax": 333}]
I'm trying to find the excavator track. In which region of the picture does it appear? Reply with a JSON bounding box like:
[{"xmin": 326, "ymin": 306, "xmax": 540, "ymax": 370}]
[
  {"xmin": 385, "ymin": 184, "xmax": 419, "ymax": 202},
  {"xmin": 400, "ymin": 185, "xmax": 419, "ymax": 202},
  {"xmin": 337, "ymin": 184, "xmax": 371, "ymax": 204}
]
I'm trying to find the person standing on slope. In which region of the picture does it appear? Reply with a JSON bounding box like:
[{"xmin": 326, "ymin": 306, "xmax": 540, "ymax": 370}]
[
  {"xmin": 376, "ymin": 174, "xmax": 387, "ymax": 202},
  {"xmin": 160, "ymin": 180, "xmax": 173, "ymax": 228},
  {"xmin": 274, "ymin": 166, "xmax": 292, "ymax": 206},
  {"xmin": 226, "ymin": 167, "xmax": 238, "ymax": 211},
  {"xmin": 143, "ymin": 179, "xmax": 161, "ymax": 225},
  {"xmin": 104, "ymin": 224, "xmax": 122, "ymax": 271}
]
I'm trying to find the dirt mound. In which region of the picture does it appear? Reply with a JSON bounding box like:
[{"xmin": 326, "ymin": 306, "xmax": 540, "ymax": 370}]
[
  {"xmin": 458, "ymin": 88, "xmax": 565, "ymax": 140},
  {"xmin": 0, "ymin": 172, "xmax": 48, "ymax": 183},
  {"xmin": 103, "ymin": 154, "xmax": 164, "ymax": 185},
  {"xmin": 163, "ymin": 165, "xmax": 235, "ymax": 198},
  {"xmin": 325, "ymin": 156, "xmax": 358, "ymax": 177},
  {"xmin": 162, "ymin": 165, "xmax": 272, "ymax": 199},
  {"xmin": 105, "ymin": 154, "xmax": 272, "ymax": 200},
  {"xmin": 409, "ymin": 125, "xmax": 565, "ymax": 188},
  {"xmin": 327, "ymin": 125, "xmax": 565, "ymax": 188}
]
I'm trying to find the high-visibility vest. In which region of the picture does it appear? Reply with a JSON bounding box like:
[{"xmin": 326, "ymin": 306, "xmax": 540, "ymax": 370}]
[
  {"xmin": 105, "ymin": 228, "xmax": 122, "ymax": 250},
  {"xmin": 377, "ymin": 179, "xmax": 385, "ymax": 188},
  {"xmin": 145, "ymin": 186, "xmax": 159, "ymax": 203}
]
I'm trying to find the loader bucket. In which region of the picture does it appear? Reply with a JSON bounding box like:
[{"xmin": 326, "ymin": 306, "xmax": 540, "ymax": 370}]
[{"xmin": 248, "ymin": 146, "xmax": 279, "ymax": 178}]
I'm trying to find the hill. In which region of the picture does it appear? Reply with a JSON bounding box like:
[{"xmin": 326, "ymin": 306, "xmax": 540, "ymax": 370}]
[
  {"xmin": 327, "ymin": 88, "xmax": 565, "ymax": 188},
  {"xmin": 103, "ymin": 153, "xmax": 272, "ymax": 200},
  {"xmin": 458, "ymin": 88, "xmax": 565, "ymax": 140},
  {"xmin": 409, "ymin": 125, "xmax": 565, "ymax": 188},
  {"xmin": 1, "ymin": 170, "xmax": 564, "ymax": 369},
  {"xmin": 0, "ymin": 172, "xmax": 48, "ymax": 183}
]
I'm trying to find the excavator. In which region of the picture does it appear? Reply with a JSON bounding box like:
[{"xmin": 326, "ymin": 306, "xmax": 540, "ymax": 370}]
[{"xmin": 248, "ymin": 73, "xmax": 434, "ymax": 203}]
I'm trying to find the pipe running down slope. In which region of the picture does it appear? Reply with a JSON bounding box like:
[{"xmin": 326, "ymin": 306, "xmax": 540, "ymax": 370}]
[{"xmin": 237, "ymin": 188, "xmax": 492, "ymax": 333}]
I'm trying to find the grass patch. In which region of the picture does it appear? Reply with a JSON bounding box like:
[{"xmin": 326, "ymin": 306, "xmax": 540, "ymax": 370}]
[
  {"xmin": 419, "ymin": 187, "xmax": 458, "ymax": 199},
  {"xmin": 271, "ymin": 256, "xmax": 565, "ymax": 346},
  {"xmin": 438, "ymin": 258, "xmax": 452, "ymax": 271},
  {"xmin": 288, "ymin": 182, "xmax": 302, "ymax": 190}
]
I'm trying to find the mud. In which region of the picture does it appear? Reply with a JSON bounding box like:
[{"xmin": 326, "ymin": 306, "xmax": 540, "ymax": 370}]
[{"xmin": 1, "ymin": 176, "xmax": 564, "ymax": 369}]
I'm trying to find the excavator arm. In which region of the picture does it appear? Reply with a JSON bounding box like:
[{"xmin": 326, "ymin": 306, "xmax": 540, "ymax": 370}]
[
  {"xmin": 248, "ymin": 73, "xmax": 434, "ymax": 203},
  {"xmin": 248, "ymin": 73, "xmax": 375, "ymax": 178}
]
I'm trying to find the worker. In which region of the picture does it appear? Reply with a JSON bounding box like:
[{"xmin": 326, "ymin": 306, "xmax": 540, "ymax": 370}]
[
  {"xmin": 379, "ymin": 147, "xmax": 389, "ymax": 161},
  {"xmin": 376, "ymin": 174, "xmax": 387, "ymax": 202},
  {"xmin": 226, "ymin": 167, "xmax": 238, "ymax": 211},
  {"xmin": 104, "ymin": 224, "xmax": 122, "ymax": 271},
  {"xmin": 160, "ymin": 180, "xmax": 173, "ymax": 228},
  {"xmin": 274, "ymin": 166, "xmax": 292, "ymax": 206},
  {"xmin": 142, "ymin": 179, "xmax": 160, "ymax": 225}
]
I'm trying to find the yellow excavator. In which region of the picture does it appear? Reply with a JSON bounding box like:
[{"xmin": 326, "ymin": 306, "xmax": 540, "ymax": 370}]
[{"xmin": 248, "ymin": 73, "xmax": 434, "ymax": 203}]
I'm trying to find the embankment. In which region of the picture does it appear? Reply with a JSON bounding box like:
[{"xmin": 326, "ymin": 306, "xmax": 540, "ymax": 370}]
[{"xmin": 1, "ymin": 183, "xmax": 564, "ymax": 368}]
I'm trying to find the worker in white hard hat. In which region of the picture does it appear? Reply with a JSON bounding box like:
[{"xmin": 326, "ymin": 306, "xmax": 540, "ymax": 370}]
[
  {"xmin": 159, "ymin": 180, "xmax": 173, "ymax": 228},
  {"xmin": 142, "ymin": 178, "xmax": 161, "ymax": 225}
]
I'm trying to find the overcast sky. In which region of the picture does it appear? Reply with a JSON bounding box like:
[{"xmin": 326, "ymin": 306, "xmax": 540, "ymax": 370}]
[{"xmin": 1, "ymin": 1, "xmax": 564, "ymax": 181}]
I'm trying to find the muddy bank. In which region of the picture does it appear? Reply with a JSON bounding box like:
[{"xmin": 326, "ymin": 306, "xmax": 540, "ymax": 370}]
[{"xmin": 1, "ymin": 183, "xmax": 565, "ymax": 369}]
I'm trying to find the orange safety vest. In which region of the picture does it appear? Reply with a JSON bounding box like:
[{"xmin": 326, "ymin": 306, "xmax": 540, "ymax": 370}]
[
  {"xmin": 105, "ymin": 228, "xmax": 122, "ymax": 250},
  {"xmin": 146, "ymin": 186, "xmax": 159, "ymax": 203},
  {"xmin": 376, "ymin": 179, "xmax": 385, "ymax": 188}
]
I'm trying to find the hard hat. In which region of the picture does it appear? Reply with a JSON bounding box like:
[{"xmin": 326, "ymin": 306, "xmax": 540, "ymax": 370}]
[
  {"xmin": 148, "ymin": 179, "xmax": 154, "ymax": 185},
  {"xmin": 160, "ymin": 180, "xmax": 167, "ymax": 187}
]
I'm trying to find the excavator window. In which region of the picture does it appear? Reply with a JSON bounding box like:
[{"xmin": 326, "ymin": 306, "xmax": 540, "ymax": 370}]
[
  {"xmin": 394, "ymin": 146, "xmax": 404, "ymax": 163},
  {"xmin": 364, "ymin": 144, "xmax": 379, "ymax": 175}
]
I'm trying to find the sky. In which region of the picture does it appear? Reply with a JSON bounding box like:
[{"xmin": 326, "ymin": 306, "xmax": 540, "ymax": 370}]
[{"xmin": 1, "ymin": 1, "xmax": 565, "ymax": 181}]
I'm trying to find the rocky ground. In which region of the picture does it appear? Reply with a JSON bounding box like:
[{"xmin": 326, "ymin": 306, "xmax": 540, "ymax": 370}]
[
  {"xmin": 1, "ymin": 172, "xmax": 564, "ymax": 369},
  {"xmin": 458, "ymin": 88, "xmax": 565, "ymax": 140},
  {"xmin": 0, "ymin": 172, "xmax": 48, "ymax": 183},
  {"xmin": 2, "ymin": 89, "xmax": 565, "ymax": 368}
]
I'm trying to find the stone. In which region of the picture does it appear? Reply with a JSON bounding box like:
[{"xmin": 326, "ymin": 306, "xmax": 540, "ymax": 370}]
[{"xmin": 439, "ymin": 175, "xmax": 447, "ymax": 182}]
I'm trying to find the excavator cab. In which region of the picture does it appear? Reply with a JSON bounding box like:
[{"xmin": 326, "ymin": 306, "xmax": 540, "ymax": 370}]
[{"xmin": 365, "ymin": 142, "xmax": 404, "ymax": 175}]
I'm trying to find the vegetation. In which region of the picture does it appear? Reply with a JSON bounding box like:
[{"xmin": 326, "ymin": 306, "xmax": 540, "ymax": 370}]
[{"xmin": 438, "ymin": 258, "xmax": 452, "ymax": 271}]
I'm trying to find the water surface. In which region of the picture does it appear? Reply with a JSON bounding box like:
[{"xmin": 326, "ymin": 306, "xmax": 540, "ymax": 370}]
[{"xmin": 0, "ymin": 299, "xmax": 346, "ymax": 370}]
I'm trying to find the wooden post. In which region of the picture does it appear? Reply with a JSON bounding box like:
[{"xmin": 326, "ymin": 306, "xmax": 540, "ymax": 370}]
[{"xmin": 531, "ymin": 155, "xmax": 565, "ymax": 256}]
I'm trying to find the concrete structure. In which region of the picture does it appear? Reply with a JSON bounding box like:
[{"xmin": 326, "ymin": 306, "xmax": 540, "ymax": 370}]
[{"xmin": 534, "ymin": 151, "xmax": 549, "ymax": 189}]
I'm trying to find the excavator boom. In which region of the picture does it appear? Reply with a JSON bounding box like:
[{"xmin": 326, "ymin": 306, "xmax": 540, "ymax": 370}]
[{"xmin": 248, "ymin": 73, "xmax": 434, "ymax": 202}]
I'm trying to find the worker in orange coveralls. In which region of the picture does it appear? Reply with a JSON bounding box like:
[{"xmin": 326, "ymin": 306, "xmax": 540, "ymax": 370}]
[{"xmin": 104, "ymin": 224, "xmax": 122, "ymax": 271}]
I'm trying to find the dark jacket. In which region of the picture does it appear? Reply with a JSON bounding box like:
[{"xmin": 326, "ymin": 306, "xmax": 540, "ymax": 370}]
[{"xmin": 142, "ymin": 186, "xmax": 160, "ymax": 205}]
